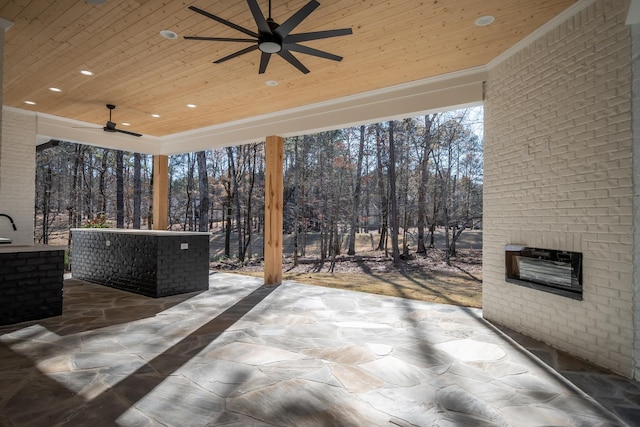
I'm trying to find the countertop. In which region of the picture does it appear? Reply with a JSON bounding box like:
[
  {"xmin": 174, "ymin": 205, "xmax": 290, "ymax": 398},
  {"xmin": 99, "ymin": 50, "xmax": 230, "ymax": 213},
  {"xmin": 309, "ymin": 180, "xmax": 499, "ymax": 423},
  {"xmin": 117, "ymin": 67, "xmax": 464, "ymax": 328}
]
[
  {"xmin": 0, "ymin": 245, "xmax": 66, "ymax": 253},
  {"xmin": 70, "ymin": 229, "xmax": 211, "ymax": 236}
]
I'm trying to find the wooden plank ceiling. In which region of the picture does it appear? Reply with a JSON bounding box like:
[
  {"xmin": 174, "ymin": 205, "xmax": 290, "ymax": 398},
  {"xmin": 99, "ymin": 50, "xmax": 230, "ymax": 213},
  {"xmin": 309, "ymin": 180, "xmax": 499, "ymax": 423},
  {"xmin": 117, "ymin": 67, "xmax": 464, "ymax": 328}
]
[{"xmin": 1, "ymin": 0, "xmax": 576, "ymax": 137}]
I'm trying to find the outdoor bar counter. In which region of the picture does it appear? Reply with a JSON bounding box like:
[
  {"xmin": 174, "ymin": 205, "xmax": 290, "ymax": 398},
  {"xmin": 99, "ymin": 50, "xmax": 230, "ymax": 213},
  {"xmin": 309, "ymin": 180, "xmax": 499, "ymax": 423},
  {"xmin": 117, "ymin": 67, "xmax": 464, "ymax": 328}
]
[
  {"xmin": 0, "ymin": 245, "xmax": 65, "ymax": 325},
  {"xmin": 71, "ymin": 229, "xmax": 211, "ymax": 297}
]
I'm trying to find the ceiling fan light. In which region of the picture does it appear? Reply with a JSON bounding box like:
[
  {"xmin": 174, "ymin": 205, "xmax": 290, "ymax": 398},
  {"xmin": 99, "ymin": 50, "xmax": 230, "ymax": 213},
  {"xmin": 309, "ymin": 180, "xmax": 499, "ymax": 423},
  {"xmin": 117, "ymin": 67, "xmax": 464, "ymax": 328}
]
[{"xmin": 259, "ymin": 41, "xmax": 281, "ymax": 53}]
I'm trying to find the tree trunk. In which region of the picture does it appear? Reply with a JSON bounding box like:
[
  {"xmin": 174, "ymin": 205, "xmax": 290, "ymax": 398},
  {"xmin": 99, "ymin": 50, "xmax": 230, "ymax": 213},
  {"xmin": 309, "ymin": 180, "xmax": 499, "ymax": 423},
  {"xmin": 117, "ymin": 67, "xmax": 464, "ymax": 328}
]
[
  {"xmin": 225, "ymin": 199, "xmax": 232, "ymax": 258},
  {"xmin": 293, "ymin": 137, "xmax": 300, "ymax": 266},
  {"xmin": 242, "ymin": 144, "xmax": 258, "ymax": 259},
  {"xmin": 133, "ymin": 152, "xmax": 141, "ymax": 229},
  {"xmin": 71, "ymin": 144, "xmax": 84, "ymax": 229},
  {"xmin": 375, "ymin": 124, "xmax": 388, "ymax": 251},
  {"xmin": 417, "ymin": 115, "xmax": 434, "ymax": 254},
  {"xmin": 348, "ymin": 125, "xmax": 365, "ymax": 255},
  {"xmin": 184, "ymin": 153, "xmax": 196, "ymax": 231},
  {"xmin": 223, "ymin": 150, "xmax": 233, "ymax": 258},
  {"xmin": 83, "ymin": 149, "xmax": 93, "ymax": 221},
  {"xmin": 99, "ymin": 149, "xmax": 109, "ymax": 215},
  {"xmin": 227, "ymin": 147, "xmax": 244, "ymax": 261},
  {"xmin": 388, "ymin": 121, "xmax": 400, "ymax": 266},
  {"xmin": 196, "ymin": 150, "xmax": 209, "ymax": 232},
  {"xmin": 41, "ymin": 166, "xmax": 52, "ymax": 244},
  {"xmin": 116, "ymin": 150, "xmax": 124, "ymax": 228}
]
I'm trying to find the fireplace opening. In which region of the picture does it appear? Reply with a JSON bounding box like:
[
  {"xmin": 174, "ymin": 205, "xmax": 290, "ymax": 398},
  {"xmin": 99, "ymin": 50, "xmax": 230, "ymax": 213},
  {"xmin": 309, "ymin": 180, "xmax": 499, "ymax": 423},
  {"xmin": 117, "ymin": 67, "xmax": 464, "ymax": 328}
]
[{"xmin": 505, "ymin": 245, "xmax": 582, "ymax": 300}]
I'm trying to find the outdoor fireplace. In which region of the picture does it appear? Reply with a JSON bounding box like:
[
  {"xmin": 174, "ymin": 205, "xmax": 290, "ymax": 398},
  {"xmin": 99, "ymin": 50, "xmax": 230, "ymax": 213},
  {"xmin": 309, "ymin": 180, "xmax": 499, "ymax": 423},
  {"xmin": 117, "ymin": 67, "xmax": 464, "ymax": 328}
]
[{"xmin": 505, "ymin": 245, "xmax": 582, "ymax": 300}]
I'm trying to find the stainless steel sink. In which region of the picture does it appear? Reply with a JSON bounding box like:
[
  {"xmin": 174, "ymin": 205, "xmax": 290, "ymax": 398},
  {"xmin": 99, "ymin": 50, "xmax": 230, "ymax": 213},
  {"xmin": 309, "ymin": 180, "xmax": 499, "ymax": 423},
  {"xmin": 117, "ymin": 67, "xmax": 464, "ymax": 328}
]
[{"xmin": 0, "ymin": 238, "xmax": 12, "ymax": 245}]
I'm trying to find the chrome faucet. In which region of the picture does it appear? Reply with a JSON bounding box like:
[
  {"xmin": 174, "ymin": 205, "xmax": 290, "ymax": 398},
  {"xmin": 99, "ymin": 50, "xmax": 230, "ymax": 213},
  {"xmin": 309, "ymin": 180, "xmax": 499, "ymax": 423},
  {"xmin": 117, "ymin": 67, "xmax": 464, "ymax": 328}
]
[{"xmin": 0, "ymin": 214, "xmax": 17, "ymax": 231}]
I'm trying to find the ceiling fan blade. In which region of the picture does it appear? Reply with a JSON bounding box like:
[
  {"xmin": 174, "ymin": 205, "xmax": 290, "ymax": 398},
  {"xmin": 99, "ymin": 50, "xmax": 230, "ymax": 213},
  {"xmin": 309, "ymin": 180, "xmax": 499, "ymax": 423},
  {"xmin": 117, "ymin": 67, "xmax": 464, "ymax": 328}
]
[
  {"xmin": 189, "ymin": 5, "xmax": 259, "ymax": 38},
  {"xmin": 184, "ymin": 36, "xmax": 256, "ymax": 42},
  {"xmin": 115, "ymin": 128, "xmax": 143, "ymax": 137},
  {"xmin": 278, "ymin": 50, "xmax": 310, "ymax": 74},
  {"xmin": 274, "ymin": 0, "xmax": 319, "ymax": 38},
  {"xmin": 286, "ymin": 28, "xmax": 353, "ymax": 43},
  {"xmin": 247, "ymin": 0, "xmax": 271, "ymax": 34},
  {"xmin": 259, "ymin": 52, "xmax": 271, "ymax": 74},
  {"xmin": 283, "ymin": 43, "xmax": 342, "ymax": 61},
  {"xmin": 214, "ymin": 45, "xmax": 259, "ymax": 63}
]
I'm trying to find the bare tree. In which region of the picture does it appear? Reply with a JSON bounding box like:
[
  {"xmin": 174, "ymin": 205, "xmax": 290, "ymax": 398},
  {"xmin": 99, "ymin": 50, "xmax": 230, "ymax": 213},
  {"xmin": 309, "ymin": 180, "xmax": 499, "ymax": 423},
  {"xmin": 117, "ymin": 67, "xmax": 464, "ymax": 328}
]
[
  {"xmin": 116, "ymin": 150, "xmax": 124, "ymax": 228},
  {"xmin": 98, "ymin": 149, "xmax": 109, "ymax": 215},
  {"xmin": 375, "ymin": 124, "xmax": 388, "ymax": 252},
  {"xmin": 348, "ymin": 125, "xmax": 365, "ymax": 255},
  {"xmin": 416, "ymin": 114, "xmax": 435, "ymax": 253},
  {"xmin": 133, "ymin": 152, "xmax": 141, "ymax": 229},
  {"xmin": 196, "ymin": 150, "xmax": 209, "ymax": 232},
  {"xmin": 388, "ymin": 121, "xmax": 400, "ymax": 266}
]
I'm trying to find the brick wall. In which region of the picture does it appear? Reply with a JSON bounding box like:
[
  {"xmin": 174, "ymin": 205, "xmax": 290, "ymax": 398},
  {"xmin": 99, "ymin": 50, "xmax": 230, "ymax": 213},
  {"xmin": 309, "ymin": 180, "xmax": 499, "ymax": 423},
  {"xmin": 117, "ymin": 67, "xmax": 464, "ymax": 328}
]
[
  {"xmin": 0, "ymin": 108, "xmax": 36, "ymax": 245},
  {"xmin": 0, "ymin": 249, "xmax": 64, "ymax": 325},
  {"xmin": 484, "ymin": 0, "xmax": 634, "ymax": 376},
  {"xmin": 632, "ymin": 21, "xmax": 640, "ymax": 381},
  {"xmin": 71, "ymin": 230, "xmax": 210, "ymax": 297},
  {"xmin": 156, "ymin": 236, "xmax": 210, "ymax": 296}
]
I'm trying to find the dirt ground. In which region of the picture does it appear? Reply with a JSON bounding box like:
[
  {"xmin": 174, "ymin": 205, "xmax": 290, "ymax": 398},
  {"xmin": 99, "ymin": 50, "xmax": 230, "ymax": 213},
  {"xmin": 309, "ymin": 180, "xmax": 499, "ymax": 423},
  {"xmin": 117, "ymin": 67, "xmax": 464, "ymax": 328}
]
[{"xmin": 213, "ymin": 248, "xmax": 483, "ymax": 308}]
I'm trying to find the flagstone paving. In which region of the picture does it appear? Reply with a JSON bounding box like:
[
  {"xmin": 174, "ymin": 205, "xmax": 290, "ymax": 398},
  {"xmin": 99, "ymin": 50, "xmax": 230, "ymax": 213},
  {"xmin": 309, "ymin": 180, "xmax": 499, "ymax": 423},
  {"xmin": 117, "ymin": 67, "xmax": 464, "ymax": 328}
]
[{"xmin": 0, "ymin": 272, "xmax": 638, "ymax": 426}]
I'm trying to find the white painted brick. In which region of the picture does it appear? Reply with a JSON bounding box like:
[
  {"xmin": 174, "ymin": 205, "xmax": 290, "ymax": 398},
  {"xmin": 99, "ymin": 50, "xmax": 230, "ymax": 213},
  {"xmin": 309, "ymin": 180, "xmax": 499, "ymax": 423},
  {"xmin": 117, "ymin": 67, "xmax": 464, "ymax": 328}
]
[
  {"xmin": 0, "ymin": 108, "xmax": 37, "ymax": 245},
  {"xmin": 484, "ymin": 0, "xmax": 633, "ymax": 376}
]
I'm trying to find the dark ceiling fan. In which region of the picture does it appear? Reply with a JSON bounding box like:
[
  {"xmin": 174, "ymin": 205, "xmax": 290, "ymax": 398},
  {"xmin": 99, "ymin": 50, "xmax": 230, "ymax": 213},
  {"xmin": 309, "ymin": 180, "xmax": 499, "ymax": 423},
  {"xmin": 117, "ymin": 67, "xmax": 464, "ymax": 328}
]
[
  {"xmin": 184, "ymin": 0, "xmax": 352, "ymax": 74},
  {"xmin": 102, "ymin": 104, "xmax": 142, "ymax": 137}
]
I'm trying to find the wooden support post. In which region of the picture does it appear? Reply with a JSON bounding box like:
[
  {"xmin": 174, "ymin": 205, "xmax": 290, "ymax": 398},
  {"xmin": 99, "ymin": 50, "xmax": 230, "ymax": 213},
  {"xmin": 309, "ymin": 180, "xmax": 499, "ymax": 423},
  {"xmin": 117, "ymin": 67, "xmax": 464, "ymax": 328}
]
[
  {"xmin": 264, "ymin": 135, "xmax": 284, "ymax": 285},
  {"xmin": 152, "ymin": 155, "xmax": 169, "ymax": 230}
]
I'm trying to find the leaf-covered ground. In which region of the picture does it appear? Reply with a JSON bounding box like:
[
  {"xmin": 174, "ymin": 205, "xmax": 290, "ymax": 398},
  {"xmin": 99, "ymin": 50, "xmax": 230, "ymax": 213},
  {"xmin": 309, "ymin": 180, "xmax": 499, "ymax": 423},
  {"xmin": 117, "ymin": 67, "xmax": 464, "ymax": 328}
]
[{"xmin": 212, "ymin": 248, "xmax": 483, "ymax": 308}]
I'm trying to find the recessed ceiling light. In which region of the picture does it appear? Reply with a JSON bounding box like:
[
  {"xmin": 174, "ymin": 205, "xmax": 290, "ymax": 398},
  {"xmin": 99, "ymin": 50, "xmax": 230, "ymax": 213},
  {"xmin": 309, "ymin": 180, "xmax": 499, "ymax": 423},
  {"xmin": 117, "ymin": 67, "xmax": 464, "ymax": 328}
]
[
  {"xmin": 49, "ymin": 87, "xmax": 62, "ymax": 92},
  {"xmin": 160, "ymin": 30, "xmax": 178, "ymax": 40},
  {"xmin": 265, "ymin": 80, "xmax": 278, "ymax": 86},
  {"xmin": 475, "ymin": 16, "xmax": 495, "ymax": 27},
  {"xmin": 24, "ymin": 101, "xmax": 36, "ymax": 105},
  {"xmin": 80, "ymin": 70, "xmax": 94, "ymax": 76},
  {"xmin": 151, "ymin": 114, "xmax": 160, "ymax": 118},
  {"xmin": 186, "ymin": 104, "xmax": 197, "ymax": 108}
]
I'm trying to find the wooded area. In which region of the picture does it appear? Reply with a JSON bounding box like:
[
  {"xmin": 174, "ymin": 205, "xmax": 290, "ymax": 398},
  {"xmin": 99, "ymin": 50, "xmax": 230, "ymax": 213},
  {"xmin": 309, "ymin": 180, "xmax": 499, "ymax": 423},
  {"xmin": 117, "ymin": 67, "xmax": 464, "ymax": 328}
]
[{"xmin": 35, "ymin": 108, "xmax": 483, "ymax": 265}]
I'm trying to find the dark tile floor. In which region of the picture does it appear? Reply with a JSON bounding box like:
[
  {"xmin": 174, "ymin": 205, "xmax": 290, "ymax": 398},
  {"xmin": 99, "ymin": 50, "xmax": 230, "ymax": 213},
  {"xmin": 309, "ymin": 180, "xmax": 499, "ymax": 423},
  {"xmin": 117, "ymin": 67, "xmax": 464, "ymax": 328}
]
[{"xmin": 0, "ymin": 272, "xmax": 638, "ymax": 426}]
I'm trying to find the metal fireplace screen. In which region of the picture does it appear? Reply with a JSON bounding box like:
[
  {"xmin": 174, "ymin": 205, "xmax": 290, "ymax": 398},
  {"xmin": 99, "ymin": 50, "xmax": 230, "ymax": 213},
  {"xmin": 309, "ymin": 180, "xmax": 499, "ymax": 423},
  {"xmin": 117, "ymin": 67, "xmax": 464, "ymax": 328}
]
[{"xmin": 505, "ymin": 245, "xmax": 582, "ymax": 300}]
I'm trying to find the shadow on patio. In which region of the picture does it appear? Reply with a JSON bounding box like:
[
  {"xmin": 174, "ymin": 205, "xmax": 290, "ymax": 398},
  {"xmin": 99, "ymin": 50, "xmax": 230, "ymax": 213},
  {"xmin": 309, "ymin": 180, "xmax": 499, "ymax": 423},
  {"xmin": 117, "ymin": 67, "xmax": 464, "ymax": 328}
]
[{"xmin": 0, "ymin": 272, "xmax": 636, "ymax": 426}]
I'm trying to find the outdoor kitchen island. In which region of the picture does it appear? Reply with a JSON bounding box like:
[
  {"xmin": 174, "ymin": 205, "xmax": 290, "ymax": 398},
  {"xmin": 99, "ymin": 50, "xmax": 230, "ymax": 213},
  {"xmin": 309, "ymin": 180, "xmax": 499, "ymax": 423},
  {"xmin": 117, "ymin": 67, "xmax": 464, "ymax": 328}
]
[
  {"xmin": 71, "ymin": 229, "xmax": 211, "ymax": 297},
  {"xmin": 0, "ymin": 245, "xmax": 66, "ymax": 325}
]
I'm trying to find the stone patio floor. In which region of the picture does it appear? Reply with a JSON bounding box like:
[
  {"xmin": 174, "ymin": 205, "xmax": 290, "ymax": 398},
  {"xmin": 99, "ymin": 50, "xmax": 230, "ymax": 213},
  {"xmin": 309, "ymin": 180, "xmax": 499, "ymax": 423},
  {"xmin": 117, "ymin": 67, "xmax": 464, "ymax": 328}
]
[{"xmin": 1, "ymin": 272, "xmax": 640, "ymax": 426}]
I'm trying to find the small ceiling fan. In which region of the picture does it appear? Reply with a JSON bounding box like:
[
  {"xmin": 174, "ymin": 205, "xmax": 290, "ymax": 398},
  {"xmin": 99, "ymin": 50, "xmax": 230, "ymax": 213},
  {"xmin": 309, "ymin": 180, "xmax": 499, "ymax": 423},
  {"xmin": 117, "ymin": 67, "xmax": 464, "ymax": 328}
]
[
  {"xmin": 100, "ymin": 104, "xmax": 142, "ymax": 137},
  {"xmin": 184, "ymin": 0, "xmax": 352, "ymax": 74}
]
